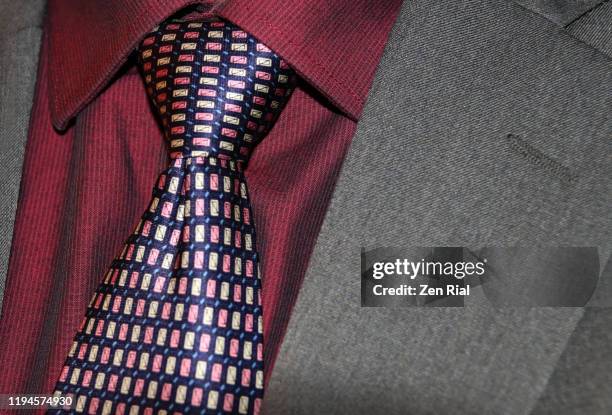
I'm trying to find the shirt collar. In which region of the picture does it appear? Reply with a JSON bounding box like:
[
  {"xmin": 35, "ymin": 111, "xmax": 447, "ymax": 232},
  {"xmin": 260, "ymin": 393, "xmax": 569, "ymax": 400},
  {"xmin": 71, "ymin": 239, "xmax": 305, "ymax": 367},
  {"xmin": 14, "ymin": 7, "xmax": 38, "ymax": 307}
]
[{"xmin": 48, "ymin": 0, "xmax": 402, "ymax": 130}]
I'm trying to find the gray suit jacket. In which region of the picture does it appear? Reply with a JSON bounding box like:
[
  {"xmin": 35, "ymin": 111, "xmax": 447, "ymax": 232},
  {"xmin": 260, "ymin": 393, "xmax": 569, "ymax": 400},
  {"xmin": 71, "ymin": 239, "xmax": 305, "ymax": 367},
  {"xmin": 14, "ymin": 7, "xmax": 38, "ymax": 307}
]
[
  {"xmin": 0, "ymin": 1, "xmax": 610, "ymax": 414},
  {"xmin": 265, "ymin": 1, "xmax": 612, "ymax": 414},
  {"xmin": 0, "ymin": 0, "xmax": 45, "ymax": 312}
]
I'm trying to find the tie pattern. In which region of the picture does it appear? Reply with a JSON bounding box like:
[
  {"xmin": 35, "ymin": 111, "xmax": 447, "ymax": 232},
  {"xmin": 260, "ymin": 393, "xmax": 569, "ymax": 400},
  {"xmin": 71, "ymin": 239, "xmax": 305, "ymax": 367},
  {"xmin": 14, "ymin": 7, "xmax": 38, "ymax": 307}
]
[{"xmin": 51, "ymin": 17, "xmax": 294, "ymax": 415}]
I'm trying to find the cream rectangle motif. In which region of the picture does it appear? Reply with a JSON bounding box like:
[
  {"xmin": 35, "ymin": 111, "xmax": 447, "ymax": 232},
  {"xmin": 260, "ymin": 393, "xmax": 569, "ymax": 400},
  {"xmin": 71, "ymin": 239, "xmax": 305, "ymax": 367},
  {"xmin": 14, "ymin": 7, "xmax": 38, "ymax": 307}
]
[{"xmin": 229, "ymin": 68, "xmax": 246, "ymax": 76}]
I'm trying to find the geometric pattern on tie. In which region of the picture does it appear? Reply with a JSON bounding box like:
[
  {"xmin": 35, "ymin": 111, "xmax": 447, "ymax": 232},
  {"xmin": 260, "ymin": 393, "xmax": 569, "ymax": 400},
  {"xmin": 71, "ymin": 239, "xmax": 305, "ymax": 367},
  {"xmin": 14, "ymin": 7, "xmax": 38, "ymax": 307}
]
[{"xmin": 51, "ymin": 16, "xmax": 295, "ymax": 415}]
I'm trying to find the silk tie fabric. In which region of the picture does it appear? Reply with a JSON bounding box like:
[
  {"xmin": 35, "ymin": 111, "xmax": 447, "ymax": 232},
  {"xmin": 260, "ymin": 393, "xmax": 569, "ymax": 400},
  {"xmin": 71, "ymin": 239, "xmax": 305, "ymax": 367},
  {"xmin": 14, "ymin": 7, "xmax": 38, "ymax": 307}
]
[{"xmin": 51, "ymin": 17, "xmax": 295, "ymax": 415}]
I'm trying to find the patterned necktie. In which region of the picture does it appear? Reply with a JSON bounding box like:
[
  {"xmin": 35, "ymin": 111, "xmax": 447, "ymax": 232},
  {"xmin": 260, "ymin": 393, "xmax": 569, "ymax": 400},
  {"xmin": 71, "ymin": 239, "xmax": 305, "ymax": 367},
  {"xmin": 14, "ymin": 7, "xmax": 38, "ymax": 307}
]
[{"xmin": 52, "ymin": 17, "xmax": 294, "ymax": 415}]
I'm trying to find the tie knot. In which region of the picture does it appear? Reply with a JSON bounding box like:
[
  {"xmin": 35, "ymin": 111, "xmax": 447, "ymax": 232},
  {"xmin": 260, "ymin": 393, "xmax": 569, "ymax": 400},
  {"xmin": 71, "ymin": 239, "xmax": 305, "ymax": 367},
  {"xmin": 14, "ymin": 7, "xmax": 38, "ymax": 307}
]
[{"xmin": 139, "ymin": 18, "xmax": 295, "ymax": 163}]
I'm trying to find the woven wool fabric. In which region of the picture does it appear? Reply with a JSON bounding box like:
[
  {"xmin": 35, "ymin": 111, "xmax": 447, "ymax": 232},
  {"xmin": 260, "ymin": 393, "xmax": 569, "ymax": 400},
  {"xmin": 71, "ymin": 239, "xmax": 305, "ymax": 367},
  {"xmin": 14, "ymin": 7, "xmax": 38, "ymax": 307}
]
[{"xmin": 51, "ymin": 18, "xmax": 295, "ymax": 414}]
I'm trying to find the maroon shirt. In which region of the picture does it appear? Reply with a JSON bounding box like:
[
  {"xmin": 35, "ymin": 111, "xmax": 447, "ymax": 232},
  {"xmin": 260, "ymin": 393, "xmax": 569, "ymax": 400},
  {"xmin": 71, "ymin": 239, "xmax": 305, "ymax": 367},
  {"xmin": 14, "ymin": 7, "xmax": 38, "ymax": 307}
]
[{"xmin": 0, "ymin": 0, "xmax": 401, "ymax": 396}]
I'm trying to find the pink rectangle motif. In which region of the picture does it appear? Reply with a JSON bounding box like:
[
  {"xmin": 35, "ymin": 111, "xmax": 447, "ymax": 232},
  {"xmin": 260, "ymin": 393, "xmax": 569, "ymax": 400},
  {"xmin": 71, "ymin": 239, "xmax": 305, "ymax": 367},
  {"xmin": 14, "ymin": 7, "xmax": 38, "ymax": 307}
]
[
  {"xmin": 152, "ymin": 354, "xmax": 163, "ymax": 372},
  {"xmin": 171, "ymin": 126, "xmax": 185, "ymax": 135},
  {"xmin": 234, "ymin": 231, "xmax": 241, "ymax": 248},
  {"xmin": 126, "ymin": 350, "xmax": 136, "ymax": 368},
  {"xmin": 188, "ymin": 305, "xmax": 199, "ymax": 323},
  {"xmin": 144, "ymin": 327, "xmax": 154, "ymax": 344},
  {"xmin": 153, "ymin": 276, "xmax": 165, "ymax": 293},
  {"xmin": 210, "ymin": 174, "xmax": 218, "ymax": 190},
  {"xmin": 193, "ymin": 137, "xmax": 210, "ymax": 146},
  {"xmin": 101, "ymin": 347, "xmax": 111, "ymax": 364},
  {"xmin": 230, "ymin": 56, "xmax": 247, "ymax": 64},
  {"xmin": 206, "ymin": 279, "xmax": 216, "ymax": 298},
  {"xmin": 147, "ymin": 248, "xmax": 159, "ymax": 265},
  {"xmin": 195, "ymin": 112, "xmax": 213, "ymax": 121},
  {"xmin": 161, "ymin": 302, "xmax": 171, "ymax": 320},
  {"xmin": 223, "ymin": 254, "xmax": 231, "ymax": 273},
  {"xmin": 170, "ymin": 329, "xmax": 180, "ymax": 348},
  {"xmin": 111, "ymin": 269, "xmax": 120, "ymax": 284},
  {"xmin": 125, "ymin": 244, "xmax": 134, "ymax": 260},
  {"xmin": 221, "ymin": 127, "xmax": 237, "ymax": 138},
  {"xmin": 212, "ymin": 363, "xmax": 222, "ymax": 382},
  {"xmin": 255, "ymin": 71, "xmax": 271, "ymax": 80},
  {"xmin": 202, "ymin": 66, "xmax": 219, "ymax": 74},
  {"xmin": 230, "ymin": 338, "xmax": 239, "ymax": 357},
  {"xmin": 218, "ymin": 309, "xmax": 228, "ymax": 328},
  {"xmin": 234, "ymin": 285, "xmax": 242, "ymax": 302},
  {"xmin": 112, "ymin": 296, "xmax": 121, "ymax": 313},
  {"xmin": 241, "ymin": 368, "xmax": 251, "ymax": 386},
  {"xmin": 210, "ymin": 226, "xmax": 219, "ymax": 243},
  {"xmin": 134, "ymin": 379, "xmax": 144, "ymax": 397},
  {"xmin": 82, "ymin": 370, "xmax": 92, "ymax": 387},
  {"xmin": 224, "ymin": 103, "xmax": 242, "ymax": 113},
  {"xmin": 223, "ymin": 394, "xmax": 234, "ymax": 412},
  {"xmin": 170, "ymin": 229, "xmax": 180, "ymax": 246},
  {"xmin": 206, "ymin": 42, "xmax": 222, "ymax": 50},
  {"xmin": 179, "ymin": 277, "xmax": 188, "ymax": 294},
  {"xmin": 195, "ymin": 199, "xmax": 205, "ymax": 216},
  {"xmin": 161, "ymin": 383, "xmax": 172, "ymax": 401},
  {"xmin": 59, "ymin": 366, "xmax": 69, "ymax": 382},
  {"xmin": 78, "ymin": 344, "xmax": 87, "ymax": 359},
  {"xmin": 142, "ymin": 221, "xmax": 152, "ymax": 236},
  {"xmin": 198, "ymin": 88, "xmax": 216, "ymax": 97},
  {"xmin": 180, "ymin": 358, "xmax": 191, "ymax": 377},
  {"xmin": 245, "ymin": 314, "xmax": 253, "ymax": 332},
  {"xmin": 192, "ymin": 388, "xmax": 203, "ymax": 406},
  {"xmin": 161, "ymin": 201, "xmax": 173, "ymax": 217},
  {"xmin": 129, "ymin": 271, "xmax": 139, "ymax": 288},
  {"xmin": 95, "ymin": 320, "xmax": 104, "ymax": 336},
  {"xmin": 94, "ymin": 293, "xmax": 103, "ymax": 309},
  {"xmin": 119, "ymin": 323, "xmax": 128, "ymax": 340},
  {"xmin": 88, "ymin": 398, "xmax": 99, "ymax": 415},
  {"xmin": 107, "ymin": 375, "xmax": 118, "ymax": 392},
  {"xmin": 194, "ymin": 251, "xmax": 204, "ymax": 269},
  {"xmin": 199, "ymin": 333, "xmax": 211, "ymax": 352},
  {"xmin": 136, "ymin": 299, "xmax": 146, "ymax": 317}
]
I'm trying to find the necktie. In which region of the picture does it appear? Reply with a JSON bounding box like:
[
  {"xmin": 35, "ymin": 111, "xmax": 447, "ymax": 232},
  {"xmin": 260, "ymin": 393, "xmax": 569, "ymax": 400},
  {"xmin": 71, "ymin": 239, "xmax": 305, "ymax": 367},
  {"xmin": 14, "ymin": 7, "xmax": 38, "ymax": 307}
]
[{"xmin": 51, "ymin": 16, "xmax": 295, "ymax": 415}]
